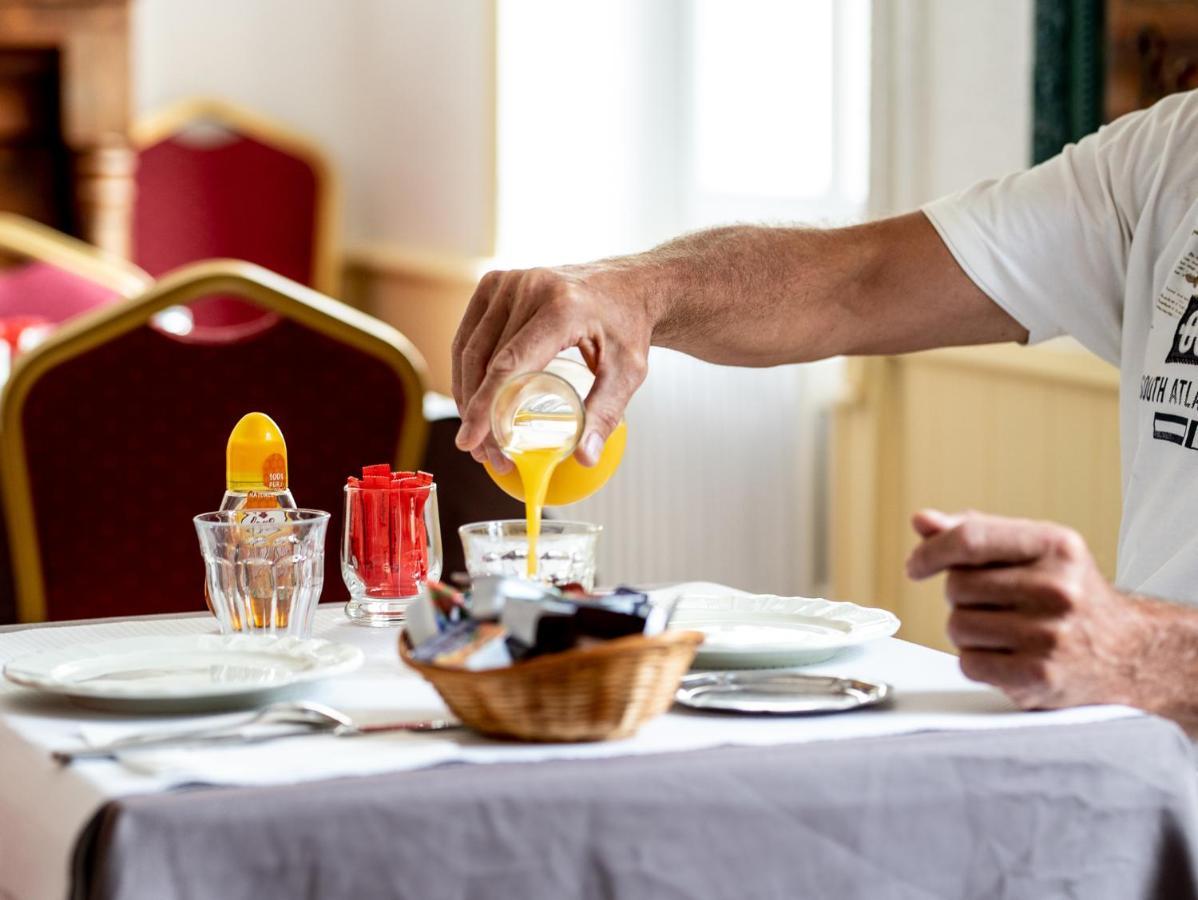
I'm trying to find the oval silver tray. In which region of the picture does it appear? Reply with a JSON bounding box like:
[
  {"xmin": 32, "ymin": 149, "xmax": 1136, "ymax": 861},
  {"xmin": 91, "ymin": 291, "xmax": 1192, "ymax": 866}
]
[{"xmin": 675, "ymin": 671, "xmax": 891, "ymax": 715}]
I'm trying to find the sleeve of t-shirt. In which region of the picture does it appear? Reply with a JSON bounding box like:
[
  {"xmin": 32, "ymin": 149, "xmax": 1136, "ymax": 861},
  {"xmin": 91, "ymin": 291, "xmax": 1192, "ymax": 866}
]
[{"xmin": 922, "ymin": 91, "xmax": 1194, "ymax": 365}]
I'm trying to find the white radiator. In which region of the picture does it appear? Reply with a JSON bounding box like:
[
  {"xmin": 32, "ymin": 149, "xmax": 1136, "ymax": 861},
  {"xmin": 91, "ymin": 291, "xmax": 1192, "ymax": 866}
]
[{"xmin": 561, "ymin": 349, "xmax": 839, "ymax": 596}]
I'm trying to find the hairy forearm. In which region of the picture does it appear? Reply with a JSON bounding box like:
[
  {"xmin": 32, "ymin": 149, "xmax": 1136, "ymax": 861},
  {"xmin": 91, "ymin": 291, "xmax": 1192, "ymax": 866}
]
[
  {"xmin": 588, "ymin": 212, "xmax": 1025, "ymax": 366},
  {"xmin": 1129, "ymin": 597, "xmax": 1198, "ymax": 732},
  {"xmin": 636, "ymin": 224, "xmax": 868, "ymax": 364}
]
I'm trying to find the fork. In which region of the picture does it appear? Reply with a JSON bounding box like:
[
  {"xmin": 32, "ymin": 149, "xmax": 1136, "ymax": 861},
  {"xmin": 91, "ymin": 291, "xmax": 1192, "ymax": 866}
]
[{"xmin": 53, "ymin": 700, "xmax": 457, "ymax": 763}]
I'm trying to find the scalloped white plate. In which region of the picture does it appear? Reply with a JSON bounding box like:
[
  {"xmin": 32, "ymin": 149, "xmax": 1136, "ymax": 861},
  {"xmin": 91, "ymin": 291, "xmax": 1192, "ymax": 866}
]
[
  {"xmin": 3, "ymin": 634, "xmax": 364, "ymax": 712},
  {"xmin": 658, "ymin": 582, "xmax": 901, "ymax": 668}
]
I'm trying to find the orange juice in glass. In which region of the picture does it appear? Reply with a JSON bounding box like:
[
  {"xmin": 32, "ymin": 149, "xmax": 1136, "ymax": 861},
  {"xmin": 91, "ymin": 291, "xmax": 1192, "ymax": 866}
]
[{"xmin": 484, "ymin": 357, "xmax": 626, "ymax": 577}]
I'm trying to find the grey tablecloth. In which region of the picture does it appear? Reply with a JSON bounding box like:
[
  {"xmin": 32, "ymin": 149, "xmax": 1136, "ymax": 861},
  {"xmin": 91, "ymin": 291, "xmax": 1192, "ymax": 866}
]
[{"xmin": 72, "ymin": 716, "xmax": 1198, "ymax": 900}]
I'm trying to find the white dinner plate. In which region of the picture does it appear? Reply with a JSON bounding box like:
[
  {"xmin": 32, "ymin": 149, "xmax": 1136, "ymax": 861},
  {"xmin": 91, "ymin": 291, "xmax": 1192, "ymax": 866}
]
[
  {"xmin": 2, "ymin": 634, "xmax": 364, "ymax": 713},
  {"xmin": 657, "ymin": 582, "xmax": 901, "ymax": 668}
]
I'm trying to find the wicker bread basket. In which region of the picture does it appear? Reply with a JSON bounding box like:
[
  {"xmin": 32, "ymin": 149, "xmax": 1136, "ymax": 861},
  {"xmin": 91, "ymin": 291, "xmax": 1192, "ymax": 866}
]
[{"xmin": 399, "ymin": 629, "xmax": 704, "ymax": 742}]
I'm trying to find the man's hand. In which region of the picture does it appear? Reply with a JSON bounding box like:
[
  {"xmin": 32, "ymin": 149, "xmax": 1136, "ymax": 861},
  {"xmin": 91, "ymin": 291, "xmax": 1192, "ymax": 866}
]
[
  {"xmin": 451, "ymin": 264, "xmax": 652, "ymax": 472},
  {"xmin": 906, "ymin": 509, "xmax": 1148, "ymax": 710}
]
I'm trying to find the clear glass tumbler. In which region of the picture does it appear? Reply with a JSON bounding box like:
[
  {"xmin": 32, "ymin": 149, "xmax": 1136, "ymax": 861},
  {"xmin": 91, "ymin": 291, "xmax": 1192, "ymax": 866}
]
[
  {"xmin": 342, "ymin": 481, "xmax": 442, "ymax": 626},
  {"xmin": 458, "ymin": 519, "xmax": 601, "ymax": 589},
  {"xmin": 194, "ymin": 509, "xmax": 330, "ymax": 638}
]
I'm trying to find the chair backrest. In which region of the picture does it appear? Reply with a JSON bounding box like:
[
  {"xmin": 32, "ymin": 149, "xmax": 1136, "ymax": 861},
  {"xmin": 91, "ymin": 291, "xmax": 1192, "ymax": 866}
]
[
  {"xmin": 131, "ymin": 98, "xmax": 338, "ymax": 327},
  {"xmin": 0, "ymin": 260, "xmax": 427, "ymax": 623},
  {"xmin": 0, "ymin": 213, "xmax": 152, "ymax": 322},
  {"xmin": 0, "ymin": 214, "xmax": 150, "ymax": 624}
]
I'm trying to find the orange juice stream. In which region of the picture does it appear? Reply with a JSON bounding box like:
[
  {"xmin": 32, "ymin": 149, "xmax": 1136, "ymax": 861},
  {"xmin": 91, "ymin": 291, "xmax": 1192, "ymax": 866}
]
[{"xmin": 503, "ymin": 410, "xmax": 577, "ymax": 577}]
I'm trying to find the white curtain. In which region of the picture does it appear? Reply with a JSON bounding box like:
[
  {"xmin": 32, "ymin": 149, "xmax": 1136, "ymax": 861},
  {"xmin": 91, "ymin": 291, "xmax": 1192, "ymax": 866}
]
[{"xmin": 562, "ymin": 350, "xmax": 841, "ymax": 595}]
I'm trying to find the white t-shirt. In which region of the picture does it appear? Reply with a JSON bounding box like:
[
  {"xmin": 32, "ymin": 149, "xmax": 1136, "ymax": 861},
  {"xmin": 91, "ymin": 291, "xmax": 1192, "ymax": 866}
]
[{"xmin": 922, "ymin": 89, "xmax": 1198, "ymax": 601}]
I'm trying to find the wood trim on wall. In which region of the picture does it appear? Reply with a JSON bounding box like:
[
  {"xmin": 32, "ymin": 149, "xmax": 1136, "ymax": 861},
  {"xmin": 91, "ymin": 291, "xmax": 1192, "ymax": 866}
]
[
  {"xmin": 340, "ymin": 243, "xmax": 490, "ymax": 397},
  {"xmin": 343, "ymin": 243, "xmax": 487, "ymax": 289}
]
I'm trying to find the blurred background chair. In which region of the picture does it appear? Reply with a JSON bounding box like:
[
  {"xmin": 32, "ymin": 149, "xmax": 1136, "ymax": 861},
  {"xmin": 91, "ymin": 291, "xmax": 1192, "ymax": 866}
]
[
  {"xmin": 0, "ymin": 260, "xmax": 423, "ymax": 623},
  {"xmin": 0, "ymin": 212, "xmax": 151, "ymax": 625},
  {"xmin": 0, "ymin": 212, "xmax": 150, "ymax": 325},
  {"xmin": 131, "ymin": 97, "xmax": 337, "ymax": 335}
]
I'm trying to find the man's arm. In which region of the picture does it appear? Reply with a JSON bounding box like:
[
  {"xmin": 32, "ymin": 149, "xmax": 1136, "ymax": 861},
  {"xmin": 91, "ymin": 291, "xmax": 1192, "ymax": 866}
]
[
  {"xmin": 907, "ymin": 509, "xmax": 1198, "ymax": 732},
  {"xmin": 641, "ymin": 212, "xmax": 1026, "ymax": 364},
  {"xmin": 453, "ymin": 211, "xmax": 1026, "ymax": 468}
]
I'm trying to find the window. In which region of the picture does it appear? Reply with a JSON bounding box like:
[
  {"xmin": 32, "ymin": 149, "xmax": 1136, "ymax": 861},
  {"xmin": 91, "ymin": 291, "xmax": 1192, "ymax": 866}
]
[
  {"xmin": 685, "ymin": 0, "xmax": 870, "ymax": 226},
  {"xmin": 494, "ymin": 1, "xmax": 870, "ymax": 593},
  {"xmin": 496, "ymin": 0, "xmax": 871, "ymax": 262}
]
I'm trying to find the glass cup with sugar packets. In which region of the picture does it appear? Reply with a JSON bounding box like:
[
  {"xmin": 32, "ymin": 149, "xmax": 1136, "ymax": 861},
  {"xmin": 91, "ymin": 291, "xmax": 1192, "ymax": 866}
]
[
  {"xmin": 194, "ymin": 508, "xmax": 330, "ymax": 638},
  {"xmin": 458, "ymin": 519, "xmax": 601, "ymax": 590},
  {"xmin": 342, "ymin": 466, "xmax": 443, "ymax": 627}
]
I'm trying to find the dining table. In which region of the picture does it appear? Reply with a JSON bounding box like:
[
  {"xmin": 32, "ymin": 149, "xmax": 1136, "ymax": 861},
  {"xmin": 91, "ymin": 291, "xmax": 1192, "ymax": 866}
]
[{"xmin": 1, "ymin": 601, "xmax": 1197, "ymax": 900}]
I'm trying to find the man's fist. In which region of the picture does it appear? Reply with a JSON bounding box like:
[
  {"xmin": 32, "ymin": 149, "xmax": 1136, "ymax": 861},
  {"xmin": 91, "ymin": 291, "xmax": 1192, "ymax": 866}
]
[{"xmin": 906, "ymin": 509, "xmax": 1147, "ymax": 711}]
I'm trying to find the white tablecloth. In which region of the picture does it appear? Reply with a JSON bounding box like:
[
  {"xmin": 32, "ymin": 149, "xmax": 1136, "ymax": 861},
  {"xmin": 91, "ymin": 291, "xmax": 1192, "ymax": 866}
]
[{"xmin": 0, "ymin": 604, "xmax": 1137, "ymax": 900}]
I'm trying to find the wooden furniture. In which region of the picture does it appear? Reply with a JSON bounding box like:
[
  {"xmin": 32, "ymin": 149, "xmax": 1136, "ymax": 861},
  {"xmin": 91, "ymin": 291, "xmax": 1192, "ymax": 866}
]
[
  {"xmin": 0, "ymin": 0, "xmax": 134, "ymax": 257},
  {"xmin": 830, "ymin": 341, "xmax": 1121, "ymax": 652},
  {"xmin": 1107, "ymin": 0, "xmax": 1198, "ymax": 121},
  {"xmin": 0, "ymin": 260, "xmax": 428, "ymax": 623}
]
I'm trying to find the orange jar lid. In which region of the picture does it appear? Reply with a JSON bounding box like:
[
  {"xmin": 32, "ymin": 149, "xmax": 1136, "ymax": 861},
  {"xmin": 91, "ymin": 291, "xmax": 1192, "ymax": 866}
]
[{"xmin": 226, "ymin": 411, "xmax": 288, "ymax": 492}]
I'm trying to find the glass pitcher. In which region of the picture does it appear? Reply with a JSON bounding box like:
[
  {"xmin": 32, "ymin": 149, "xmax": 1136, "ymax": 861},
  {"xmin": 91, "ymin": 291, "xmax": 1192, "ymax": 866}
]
[{"xmin": 484, "ymin": 357, "xmax": 627, "ymax": 506}]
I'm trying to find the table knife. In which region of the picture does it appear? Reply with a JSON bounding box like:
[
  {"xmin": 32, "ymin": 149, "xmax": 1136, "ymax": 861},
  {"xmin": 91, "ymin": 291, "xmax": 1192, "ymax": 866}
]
[{"xmin": 53, "ymin": 717, "xmax": 460, "ymax": 764}]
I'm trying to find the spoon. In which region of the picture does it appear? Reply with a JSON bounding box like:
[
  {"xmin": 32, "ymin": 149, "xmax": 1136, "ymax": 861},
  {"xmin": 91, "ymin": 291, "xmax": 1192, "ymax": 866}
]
[{"xmin": 53, "ymin": 700, "xmax": 458, "ymax": 763}]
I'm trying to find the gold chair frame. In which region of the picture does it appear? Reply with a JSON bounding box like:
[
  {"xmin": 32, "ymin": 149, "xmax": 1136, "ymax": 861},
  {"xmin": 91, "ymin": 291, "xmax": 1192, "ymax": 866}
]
[
  {"xmin": 0, "ymin": 212, "xmax": 152, "ymax": 296},
  {"xmin": 132, "ymin": 96, "xmax": 341, "ymax": 296},
  {"xmin": 0, "ymin": 260, "xmax": 428, "ymax": 622}
]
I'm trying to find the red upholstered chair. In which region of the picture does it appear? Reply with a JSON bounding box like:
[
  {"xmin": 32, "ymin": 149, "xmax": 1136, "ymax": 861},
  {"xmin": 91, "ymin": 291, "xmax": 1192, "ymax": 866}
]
[
  {"xmin": 0, "ymin": 214, "xmax": 151, "ymax": 625},
  {"xmin": 131, "ymin": 98, "xmax": 337, "ymax": 333},
  {"xmin": 0, "ymin": 213, "xmax": 151, "ymax": 323},
  {"xmin": 0, "ymin": 261, "xmax": 427, "ymax": 623},
  {"xmin": 0, "ymin": 262, "xmax": 121, "ymax": 325}
]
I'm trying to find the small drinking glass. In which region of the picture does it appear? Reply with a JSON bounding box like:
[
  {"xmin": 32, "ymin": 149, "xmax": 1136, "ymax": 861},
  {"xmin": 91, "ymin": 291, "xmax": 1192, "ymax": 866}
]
[
  {"xmin": 458, "ymin": 519, "xmax": 601, "ymax": 589},
  {"xmin": 194, "ymin": 509, "xmax": 330, "ymax": 639},
  {"xmin": 342, "ymin": 481, "xmax": 442, "ymax": 626}
]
